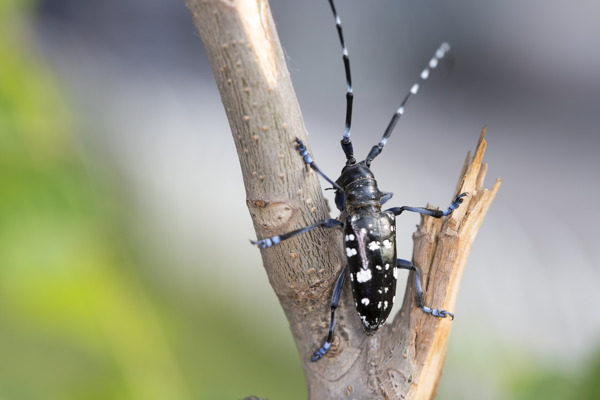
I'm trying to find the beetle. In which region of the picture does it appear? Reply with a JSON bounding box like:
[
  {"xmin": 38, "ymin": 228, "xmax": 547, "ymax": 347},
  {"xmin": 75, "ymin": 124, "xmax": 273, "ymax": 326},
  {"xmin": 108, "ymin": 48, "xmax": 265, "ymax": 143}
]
[{"xmin": 251, "ymin": 0, "xmax": 467, "ymax": 362}]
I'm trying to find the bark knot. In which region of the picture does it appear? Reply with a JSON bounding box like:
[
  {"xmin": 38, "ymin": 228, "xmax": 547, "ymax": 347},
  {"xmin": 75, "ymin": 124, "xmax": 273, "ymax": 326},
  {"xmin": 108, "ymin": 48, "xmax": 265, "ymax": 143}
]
[{"xmin": 247, "ymin": 199, "xmax": 294, "ymax": 230}]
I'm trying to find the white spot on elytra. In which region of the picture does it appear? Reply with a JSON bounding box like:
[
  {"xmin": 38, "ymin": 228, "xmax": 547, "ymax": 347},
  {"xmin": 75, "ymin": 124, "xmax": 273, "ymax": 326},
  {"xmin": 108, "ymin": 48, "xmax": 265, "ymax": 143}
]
[
  {"xmin": 346, "ymin": 247, "xmax": 357, "ymax": 257},
  {"xmin": 393, "ymin": 267, "xmax": 398, "ymax": 280},
  {"xmin": 368, "ymin": 241, "xmax": 380, "ymax": 251},
  {"xmin": 361, "ymin": 298, "xmax": 370, "ymax": 306},
  {"xmin": 384, "ymin": 301, "xmax": 389, "ymax": 310},
  {"xmin": 350, "ymin": 273, "xmax": 354, "ymax": 282},
  {"xmin": 376, "ymin": 265, "xmax": 382, "ymax": 271},
  {"xmin": 345, "ymin": 234, "xmax": 355, "ymax": 241},
  {"xmin": 385, "ymin": 264, "xmax": 390, "ymax": 270},
  {"xmin": 392, "ymin": 295, "xmax": 396, "ymax": 304},
  {"xmin": 384, "ymin": 287, "xmax": 389, "ymax": 293},
  {"xmin": 377, "ymin": 301, "xmax": 382, "ymax": 309},
  {"xmin": 383, "ymin": 240, "xmax": 392, "ymax": 249},
  {"xmin": 356, "ymin": 269, "xmax": 372, "ymax": 283}
]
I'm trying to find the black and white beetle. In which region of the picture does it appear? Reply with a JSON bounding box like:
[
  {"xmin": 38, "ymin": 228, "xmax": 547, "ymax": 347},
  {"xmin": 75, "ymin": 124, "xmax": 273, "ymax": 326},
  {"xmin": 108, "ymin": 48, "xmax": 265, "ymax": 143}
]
[{"xmin": 252, "ymin": 0, "xmax": 467, "ymax": 362}]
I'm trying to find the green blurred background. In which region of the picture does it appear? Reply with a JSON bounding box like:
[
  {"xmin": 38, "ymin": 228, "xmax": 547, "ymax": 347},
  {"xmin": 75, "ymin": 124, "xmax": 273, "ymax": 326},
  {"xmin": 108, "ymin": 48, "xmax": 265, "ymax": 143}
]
[
  {"xmin": 2, "ymin": 0, "xmax": 600, "ymax": 399},
  {"xmin": 0, "ymin": 1, "xmax": 302, "ymax": 399}
]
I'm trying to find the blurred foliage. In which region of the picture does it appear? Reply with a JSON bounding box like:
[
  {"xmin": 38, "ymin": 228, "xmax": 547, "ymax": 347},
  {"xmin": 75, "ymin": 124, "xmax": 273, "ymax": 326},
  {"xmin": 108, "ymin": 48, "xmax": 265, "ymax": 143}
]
[
  {"xmin": 573, "ymin": 346, "xmax": 600, "ymax": 400},
  {"xmin": 439, "ymin": 332, "xmax": 600, "ymax": 400},
  {"xmin": 1, "ymin": 2, "xmax": 189, "ymax": 399},
  {"xmin": 504, "ymin": 345, "xmax": 600, "ymax": 400},
  {"xmin": 0, "ymin": 2, "xmax": 305, "ymax": 399}
]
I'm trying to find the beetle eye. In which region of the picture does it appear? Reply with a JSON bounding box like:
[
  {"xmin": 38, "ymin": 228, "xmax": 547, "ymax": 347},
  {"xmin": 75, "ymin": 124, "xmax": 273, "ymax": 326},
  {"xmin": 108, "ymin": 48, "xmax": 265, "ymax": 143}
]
[{"xmin": 334, "ymin": 190, "xmax": 345, "ymax": 211}]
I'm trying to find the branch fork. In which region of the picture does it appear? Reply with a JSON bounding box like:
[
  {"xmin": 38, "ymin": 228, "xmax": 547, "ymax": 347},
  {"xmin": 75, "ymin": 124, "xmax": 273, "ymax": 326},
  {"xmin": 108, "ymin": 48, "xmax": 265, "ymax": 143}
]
[{"xmin": 187, "ymin": 0, "xmax": 500, "ymax": 398}]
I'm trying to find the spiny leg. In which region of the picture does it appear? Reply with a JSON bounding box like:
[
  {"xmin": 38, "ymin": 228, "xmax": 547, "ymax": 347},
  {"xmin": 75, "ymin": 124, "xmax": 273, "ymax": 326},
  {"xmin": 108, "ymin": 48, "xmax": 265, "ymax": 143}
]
[
  {"xmin": 294, "ymin": 138, "xmax": 343, "ymax": 192},
  {"xmin": 312, "ymin": 267, "xmax": 348, "ymax": 362},
  {"xmin": 251, "ymin": 218, "xmax": 342, "ymax": 249},
  {"xmin": 386, "ymin": 192, "xmax": 467, "ymax": 218},
  {"xmin": 365, "ymin": 42, "xmax": 452, "ymax": 166},
  {"xmin": 327, "ymin": 0, "xmax": 355, "ymax": 164},
  {"xmin": 396, "ymin": 259, "xmax": 454, "ymax": 319}
]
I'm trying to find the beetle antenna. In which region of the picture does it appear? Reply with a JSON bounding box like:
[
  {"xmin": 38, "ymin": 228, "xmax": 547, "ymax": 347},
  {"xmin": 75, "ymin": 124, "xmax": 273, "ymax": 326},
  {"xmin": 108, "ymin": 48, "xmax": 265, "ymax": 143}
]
[
  {"xmin": 328, "ymin": 0, "xmax": 356, "ymax": 165},
  {"xmin": 365, "ymin": 42, "xmax": 452, "ymax": 166}
]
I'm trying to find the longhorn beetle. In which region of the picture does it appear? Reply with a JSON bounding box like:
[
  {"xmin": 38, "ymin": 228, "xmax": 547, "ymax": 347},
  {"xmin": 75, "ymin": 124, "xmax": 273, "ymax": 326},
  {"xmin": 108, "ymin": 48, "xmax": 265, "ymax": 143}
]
[{"xmin": 251, "ymin": 0, "xmax": 467, "ymax": 362}]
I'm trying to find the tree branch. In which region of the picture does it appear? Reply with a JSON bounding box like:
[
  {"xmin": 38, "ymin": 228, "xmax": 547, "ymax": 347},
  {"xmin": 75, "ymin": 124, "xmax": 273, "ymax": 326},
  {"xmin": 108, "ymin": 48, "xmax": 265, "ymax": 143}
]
[{"xmin": 186, "ymin": 1, "xmax": 500, "ymax": 398}]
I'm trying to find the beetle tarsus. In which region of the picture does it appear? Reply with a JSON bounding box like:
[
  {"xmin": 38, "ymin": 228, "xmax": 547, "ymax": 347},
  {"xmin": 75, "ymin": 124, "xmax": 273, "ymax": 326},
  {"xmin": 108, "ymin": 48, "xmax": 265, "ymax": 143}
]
[
  {"xmin": 442, "ymin": 192, "xmax": 468, "ymax": 216},
  {"xmin": 422, "ymin": 306, "xmax": 454, "ymax": 320}
]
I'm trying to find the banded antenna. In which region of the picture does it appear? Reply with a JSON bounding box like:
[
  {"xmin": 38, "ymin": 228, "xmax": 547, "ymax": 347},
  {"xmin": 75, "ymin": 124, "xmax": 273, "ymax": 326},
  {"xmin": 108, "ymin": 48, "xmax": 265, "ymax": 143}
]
[
  {"xmin": 365, "ymin": 43, "xmax": 451, "ymax": 166},
  {"xmin": 326, "ymin": 0, "xmax": 452, "ymax": 167}
]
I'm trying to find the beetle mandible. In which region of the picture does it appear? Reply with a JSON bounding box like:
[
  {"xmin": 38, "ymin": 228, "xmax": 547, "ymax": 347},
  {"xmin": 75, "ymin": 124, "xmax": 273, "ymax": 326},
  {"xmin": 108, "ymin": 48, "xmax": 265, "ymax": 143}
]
[{"xmin": 251, "ymin": 0, "xmax": 467, "ymax": 362}]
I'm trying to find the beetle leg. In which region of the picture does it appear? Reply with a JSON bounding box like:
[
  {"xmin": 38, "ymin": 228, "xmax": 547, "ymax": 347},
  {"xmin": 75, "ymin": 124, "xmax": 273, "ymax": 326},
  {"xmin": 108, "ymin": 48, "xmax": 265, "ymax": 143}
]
[
  {"xmin": 380, "ymin": 191, "xmax": 393, "ymax": 205},
  {"xmin": 386, "ymin": 192, "xmax": 467, "ymax": 218},
  {"xmin": 251, "ymin": 218, "xmax": 342, "ymax": 249},
  {"xmin": 295, "ymin": 138, "xmax": 344, "ymax": 192},
  {"xmin": 442, "ymin": 192, "xmax": 468, "ymax": 216},
  {"xmin": 312, "ymin": 267, "xmax": 348, "ymax": 362},
  {"xmin": 396, "ymin": 259, "xmax": 454, "ymax": 319}
]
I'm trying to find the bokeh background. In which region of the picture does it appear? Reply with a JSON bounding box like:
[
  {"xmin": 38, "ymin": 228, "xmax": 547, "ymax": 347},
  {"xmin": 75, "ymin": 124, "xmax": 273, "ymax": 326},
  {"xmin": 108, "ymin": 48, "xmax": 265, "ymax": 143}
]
[{"xmin": 2, "ymin": 0, "xmax": 600, "ymax": 399}]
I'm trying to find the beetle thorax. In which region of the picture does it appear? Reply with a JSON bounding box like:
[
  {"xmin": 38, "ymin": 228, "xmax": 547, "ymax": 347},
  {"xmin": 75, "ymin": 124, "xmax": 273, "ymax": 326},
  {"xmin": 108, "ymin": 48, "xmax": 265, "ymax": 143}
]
[{"xmin": 337, "ymin": 162, "xmax": 386, "ymax": 213}]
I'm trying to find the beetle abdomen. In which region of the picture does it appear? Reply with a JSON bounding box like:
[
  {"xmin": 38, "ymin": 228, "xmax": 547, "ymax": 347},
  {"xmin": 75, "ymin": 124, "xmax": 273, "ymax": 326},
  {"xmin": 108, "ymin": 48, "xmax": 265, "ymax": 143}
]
[{"xmin": 344, "ymin": 211, "xmax": 397, "ymax": 333}]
